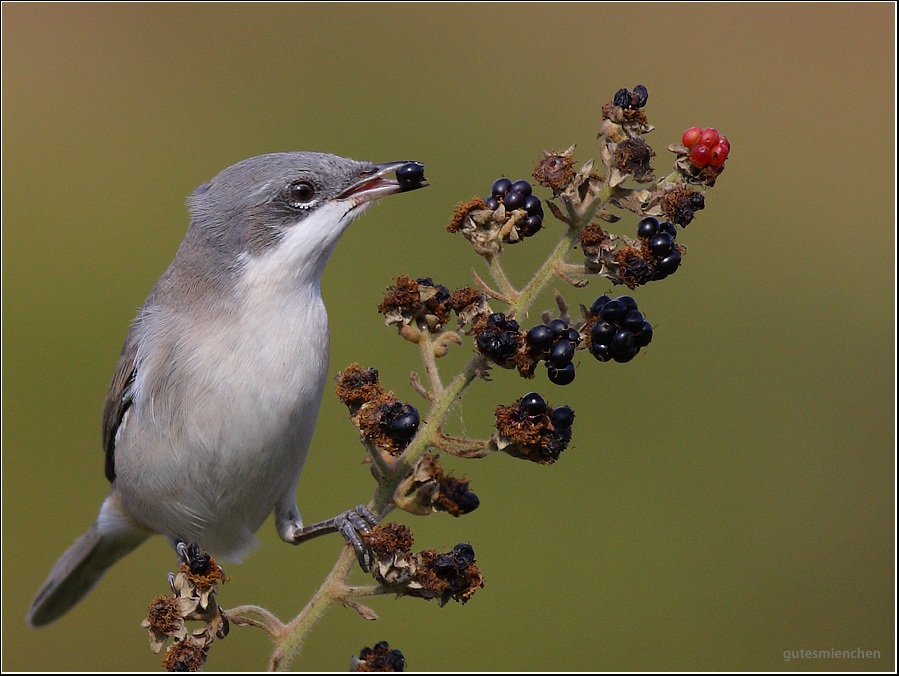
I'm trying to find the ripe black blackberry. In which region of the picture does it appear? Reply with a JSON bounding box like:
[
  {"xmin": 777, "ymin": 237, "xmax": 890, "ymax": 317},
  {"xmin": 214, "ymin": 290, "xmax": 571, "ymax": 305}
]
[
  {"xmin": 379, "ymin": 401, "xmax": 421, "ymax": 446},
  {"xmin": 635, "ymin": 216, "xmax": 684, "ymax": 280},
  {"xmin": 588, "ymin": 295, "xmax": 653, "ymax": 363},
  {"xmin": 524, "ymin": 318, "xmax": 580, "ymax": 386},
  {"xmin": 613, "ymin": 84, "xmax": 649, "ymax": 110}
]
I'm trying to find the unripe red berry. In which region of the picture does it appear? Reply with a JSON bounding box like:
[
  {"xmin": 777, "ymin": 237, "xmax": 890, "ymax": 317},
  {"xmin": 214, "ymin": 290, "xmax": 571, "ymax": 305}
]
[
  {"xmin": 698, "ymin": 127, "xmax": 720, "ymax": 148},
  {"xmin": 709, "ymin": 142, "xmax": 730, "ymax": 167},
  {"xmin": 717, "ymin": 135, "xmax": 730, "ymax": 150},
  {"xmin": 690, "ymin": 143, "xmax": 712, "ymax": 168},
  {"xmin": 681, "ymin": 126, "xmax": 702, "ymax": 148}
]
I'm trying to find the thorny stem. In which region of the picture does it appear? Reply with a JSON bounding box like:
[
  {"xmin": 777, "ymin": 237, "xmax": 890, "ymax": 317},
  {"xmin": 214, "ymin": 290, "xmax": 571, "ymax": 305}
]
[{"xmin": 260, "ymin": 176, "xmax": 617, "ymax": 671}]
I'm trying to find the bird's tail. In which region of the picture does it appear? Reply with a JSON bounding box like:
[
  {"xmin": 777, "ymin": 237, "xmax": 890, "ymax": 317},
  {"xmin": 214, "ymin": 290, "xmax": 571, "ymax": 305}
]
[{"xmin": 28, "ymin": 493, "xmax": 151, "ymax": 627}]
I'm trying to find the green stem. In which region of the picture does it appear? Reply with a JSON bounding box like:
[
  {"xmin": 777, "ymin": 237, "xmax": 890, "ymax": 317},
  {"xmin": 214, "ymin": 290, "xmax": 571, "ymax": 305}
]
[
  {"xmin": 510, "ymin": 183, "xmax": 614, "ymax": 318},
  {"xmin": 273, "ymin": 546, "xmax": 358, "ymax": 671}
]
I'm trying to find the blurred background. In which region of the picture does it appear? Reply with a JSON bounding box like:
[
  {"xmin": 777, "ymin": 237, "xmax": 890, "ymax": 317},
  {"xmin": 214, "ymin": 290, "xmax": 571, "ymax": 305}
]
[{"xmin": 2, "ymin": 3, "xmax": 894, "ymax": 672}]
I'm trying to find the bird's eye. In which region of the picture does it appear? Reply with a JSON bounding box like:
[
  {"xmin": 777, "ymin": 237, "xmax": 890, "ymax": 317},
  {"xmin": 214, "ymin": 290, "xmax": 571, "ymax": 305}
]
[{"xmin": 287, "ymin": 181, "xmax": 316, "ymax": 206}]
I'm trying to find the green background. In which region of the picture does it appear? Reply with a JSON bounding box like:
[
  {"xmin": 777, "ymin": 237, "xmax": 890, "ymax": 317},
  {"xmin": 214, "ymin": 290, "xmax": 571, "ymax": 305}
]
[{"xmin": 2, "ymin": 3, "xmax": 894, "ymax": 672}]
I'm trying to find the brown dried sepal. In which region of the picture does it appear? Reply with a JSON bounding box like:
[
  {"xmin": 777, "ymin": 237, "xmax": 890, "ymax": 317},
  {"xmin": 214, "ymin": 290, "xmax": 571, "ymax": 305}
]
[
  {"xmin": 336, "ymin": 364, "xmax": 385, "ymax": 412},
  {"xmin": 533, "ymin": 146, "xmax": 576, "ymax": 195},
  {"xmin": 363, "ymin": 523, "xmax": 415, "ymax": 558},
  {"xmin": 447, "ymin": 197, "xmax": 487, "ymax": 233},
  {"xmin": 179, "ymin": 558, "xmax": 228, "ymax": 591},
  {"xmin": 669, "ymin": 144, "xmax": 725, "ymax": 187},
  {"xmin": 378, "ymin": 275, "xmax": 421, "ymax": 316},
  {"xmin": 580, "ymin": 222, "xmax": 612, "ymax": 257}
]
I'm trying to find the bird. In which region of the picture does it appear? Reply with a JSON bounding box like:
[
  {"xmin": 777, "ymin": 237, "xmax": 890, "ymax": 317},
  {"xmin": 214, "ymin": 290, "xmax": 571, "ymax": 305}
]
[{"xmin": 27, "ymin": 151, "xmax": 428, "ymax": 627}]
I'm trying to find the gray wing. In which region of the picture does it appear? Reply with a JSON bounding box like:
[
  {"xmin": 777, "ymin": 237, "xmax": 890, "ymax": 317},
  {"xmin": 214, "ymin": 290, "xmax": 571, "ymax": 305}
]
[{"xmin": 102, "ymin": 332, "xmax": 139, "ymax": 483}]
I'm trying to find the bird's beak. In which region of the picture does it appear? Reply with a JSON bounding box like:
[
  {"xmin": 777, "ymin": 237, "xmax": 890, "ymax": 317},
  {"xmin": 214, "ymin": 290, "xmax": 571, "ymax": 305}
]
[{"xmin": 339, "ymin": 161, "xmax": 429, "ymax": 206}]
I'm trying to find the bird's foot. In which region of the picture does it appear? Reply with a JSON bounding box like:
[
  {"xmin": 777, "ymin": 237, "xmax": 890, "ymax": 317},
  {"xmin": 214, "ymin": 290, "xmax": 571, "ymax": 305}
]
[{"xmin": 287, "ymin": 505, "xmax": 380, "ymax": 572}]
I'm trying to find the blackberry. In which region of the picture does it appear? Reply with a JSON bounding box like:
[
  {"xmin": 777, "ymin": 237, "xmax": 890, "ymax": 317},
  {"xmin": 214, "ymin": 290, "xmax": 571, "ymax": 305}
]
[
  {"xmin": 588, "ymin": 294, "xmax": 653, "ymax": 363},
  {"xmin": 491, "ymin": 177, "xmax": 513, "ymax": 197},
  {"xmin": 547, "ymin": 361, "xmax": 576, "ymax": 386},
  {"xmin": 550, "ymin": 405, "xmax": 575, "ymax": 429},
  {"xmin": 648, "ymin": 232, "xmax": 675, "ymax": 257},
  {"xmin": 656, "ymin": 250, "xmax": 682, "ymax": 276},
  {"xmin": 549, "ymin": 339, "xmax": 576, "ymax": 367},
  {"xmin": 380, "ymin": 402, "xmax": 420, "ymax": 441},
  {"xmin": 510, "ymin": 180, "xmax": 533, "ymax": 197},
  {"xmin": 519, "ymin": 392, "xmax": 548, "ymax": 416},
  {"xmin": 452, "ymin": 543, "xmax": 476, "ymax": 569},
  {"xmin": 503, "ymin": 189, "xmax": 526, "ymax": 211},
  {"xmin": 590, "ymin": 294, "xmax": 612, "ymax": 314},
  {"xmin": 484, "ymin": 195, "xmax": 499, "ymax": 211},
  {"xmin": 613, "ymin": 87, "xmax": 631, "ymax": 108},
  {"xmin": 526, "ymin": 324, "xmax": 555, "ymax": 351},
  {"xmin": 632, "ymin": 84, "xmax": 649, "ymax": 108},
  {"xmin": 396, "ymin": 162, "xmax": 426, "ymax": 190},
  {"xmin": 476, "ymin": 312, "xmax": 521, "ymax": 365},
  {"xmin": 637, "ymin": 216, "xmax": 660, "ymax": 240}
]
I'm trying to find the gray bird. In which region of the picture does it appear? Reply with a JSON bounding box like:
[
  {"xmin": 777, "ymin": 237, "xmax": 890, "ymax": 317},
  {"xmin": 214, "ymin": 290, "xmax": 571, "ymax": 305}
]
[{"xmin": 28, "ymin": 152, "xmax": 428, "ymax": 627}]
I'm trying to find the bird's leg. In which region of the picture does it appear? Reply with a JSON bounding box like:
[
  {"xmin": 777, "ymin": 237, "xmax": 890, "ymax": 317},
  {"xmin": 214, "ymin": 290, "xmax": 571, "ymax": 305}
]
[{"xmin": 276, "ymin": 504, "xmax": 380, "ymax": 572}]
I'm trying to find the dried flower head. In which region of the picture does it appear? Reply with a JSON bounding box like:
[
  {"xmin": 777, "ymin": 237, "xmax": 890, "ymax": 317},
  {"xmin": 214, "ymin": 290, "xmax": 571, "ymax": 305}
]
[
  {"xmin": 613, "ymin": 137, "xmax": 655, "ymax": 184},
  {"xmin": 393, "ymin": 453, "xmax": 480, "ymax": 517},
  {"xmin": 491, "ymin": 394, "xmax": 575, "ymax": 465},
  {"xmin": 336, "ymin": 364, "xmax": 385, "ymax": 412},
  {"xmin": 533, "ymin": 146, "xmax": 576, "ymax": 195},
  {"xmin": 362, "ymin": 524, "xmax": 485, "ymax": 606},
  {"xmin": 162, "ymin": 638, "xmax": 208, "ymax": 672},
  {"xmin": 659, "ymin": 184, "xmax": 706, "ymax": 227},
  {"xmin": 352, "ymin": 640, "xmax": 406, "ymax": 672}
]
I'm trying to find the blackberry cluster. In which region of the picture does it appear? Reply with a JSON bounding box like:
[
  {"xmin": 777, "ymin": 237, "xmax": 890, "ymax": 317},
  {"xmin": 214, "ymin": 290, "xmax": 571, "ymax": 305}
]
[
  {"xmin": 378, "ymin": 401, "xmax": 421, "ymax": 448},
  {"xmin": 356, "ymin": 641, "xmax": 406, "ymax": 672},
  {"xmin": 525, "ymin": 320, "xmax": 581, "ymax": 386},
  {"xmin": 682, "ymin": 126, "xmax": 730, "ymax": 168},
  {"xmin": 484, "ymin": 178, "xmax": 544, "ymax": 238},
  {"xmin": 475, "ymin": 313, "xmax": 521, "ymax": 367},
  {"xmin": 613, "ymin": 84, "xmax": 649, "ymax": 109},
  {"xmin": 432, "ymin": 543, "xmax": 477, "ymax": 577},
  {"xmin": 519, "ymin": 392, "xmax": 575, "ymax": 457},
  {"xmin": 588, "ymin": 295, "xmax": 653, "ymax": 363},
  {"xmin": 637, "ymin": 216, "xmax": 683, "ymax": 279}
]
